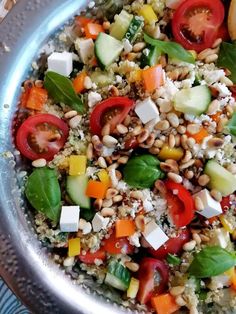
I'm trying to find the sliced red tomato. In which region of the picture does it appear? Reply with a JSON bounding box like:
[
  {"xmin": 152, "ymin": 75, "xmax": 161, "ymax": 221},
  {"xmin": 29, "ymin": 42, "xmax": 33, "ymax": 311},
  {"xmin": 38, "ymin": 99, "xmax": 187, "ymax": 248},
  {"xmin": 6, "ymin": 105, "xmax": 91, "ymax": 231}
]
[
  {"xmin": 16, "ymin": 114, "xmax": 69, "ymax": 161},
  {"xmin": 165, "ymin": 180, "xmax": 195, "ymax": 228},
  {"xmin": 172, "ymin": 0, "xmax": 225, "ymax": 52},
  {"xmin": 102, "ymin": 231, "xmax": 134, "ymax": 255},
  {"xmin": 148, "ymin": 229, "xmax": 190, "ymax": 259},
  {"xmin": 90, "ymin": 97, "xmax": 134, "ymax": 135},
  {"xmin": 221, "ymin": 195, "xmax": 231, "ymax": 213},
  {"xmin": 137, "ymin": 258, "xmax": 169, "ymax": 304},
  {"xmin": 217, "ymin": 23, "xmax": 230, "ymax": 42},
  {"xmin": 79, "ymin": 249, "xmax": 106, "ymax": 264}
]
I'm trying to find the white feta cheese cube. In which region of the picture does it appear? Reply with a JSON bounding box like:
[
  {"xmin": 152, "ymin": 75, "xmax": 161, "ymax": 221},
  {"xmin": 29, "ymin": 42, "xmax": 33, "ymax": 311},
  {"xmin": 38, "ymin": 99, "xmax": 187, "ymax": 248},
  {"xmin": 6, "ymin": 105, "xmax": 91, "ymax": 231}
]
[
  {"xmin": 193, "ymin": 189, "xmax": 222, "ymax": 218},
  {"xmin": 142, "ymin": 220, "xmax": 168, "ymax": 250},
  {"xmin": 60, "ymin": 206, "xmax": 80, "ymax": 232},
  {"xmin": 92, "ymin": 213, "xmax": 109, "ymax": 232},
  {"xmin": 135, "ymin": 97, "xmax": 160, "ymax": 124},
  {"xmin": 75, "ymin": 38, "xmax": 94, "ymax": 64},
  {"xmin": 47, "ymin": 52, "xmax": 73, "ymax": 76}
]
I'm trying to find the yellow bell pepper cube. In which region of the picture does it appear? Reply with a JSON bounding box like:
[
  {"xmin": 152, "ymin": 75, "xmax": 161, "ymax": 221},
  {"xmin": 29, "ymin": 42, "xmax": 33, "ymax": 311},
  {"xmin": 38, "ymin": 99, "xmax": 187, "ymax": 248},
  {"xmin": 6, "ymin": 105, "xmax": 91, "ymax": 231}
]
[
  {"xmin": 69, "ymin": 155, "xmax": 87, "ymax": 176},
  {"xmin": 127, "ymin": 278, "xmax": 140, "ymax": 299},
  {"xmin": 97, "ymin": 169, "xmax": 111, "ymax": 188},
  {"xmin": 68, "ymin": 238, "xmax": 81, "ymax": 257},
  {"xmin": 128, "ymin": 69, "xmax": 143, "ymax": 83},
  {"xmin": 219, "ymin": 215, "xmax": 234, "ymax": 234},
  {"xmin": 139, "ymin": 5, "xmax": 158, "ymax": 24},
  {"xmin": 158, "ymin": 144, "xmax": 184, "ymax": 161}
]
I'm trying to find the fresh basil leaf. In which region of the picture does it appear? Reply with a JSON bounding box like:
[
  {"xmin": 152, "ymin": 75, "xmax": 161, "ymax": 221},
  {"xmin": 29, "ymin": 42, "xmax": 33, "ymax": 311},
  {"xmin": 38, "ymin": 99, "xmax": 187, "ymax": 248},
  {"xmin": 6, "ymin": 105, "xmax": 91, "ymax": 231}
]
[
  {"xmin": 44, "ymin": 71, "xmax": 85, "ymax": 113},
  {"xmin": 166, "ymin": 253, "xmax": 181, "ymax": 266},
  {"xmin": 25, "ymin": 167, "xmax": 61, "ymax": 222},
  {"xmin": 144, "ymin": 33, "xmax": 195, "ymax": 64},
  {"xmin": 227, "ymin": 112, "xmax": 236, "ymax": 136},
  {"xmin": 217, "ymin": 42, "xmax": 236, "ymax": 83},
  {"xmin": 123, "ymin": 154, "xmax": 165, "ymax": 188},
  {"xmin": 188, "ymin": 246, "xmax": 236, "ymax": 278}
]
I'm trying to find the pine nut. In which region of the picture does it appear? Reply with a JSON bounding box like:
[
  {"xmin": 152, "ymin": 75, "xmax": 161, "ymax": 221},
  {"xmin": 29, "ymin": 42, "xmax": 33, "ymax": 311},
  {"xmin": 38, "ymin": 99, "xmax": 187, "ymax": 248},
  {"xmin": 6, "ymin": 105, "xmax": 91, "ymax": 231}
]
[
  {"xmin": 146, "ymin": 134, "xmax": 155, "ymax": 147},
  {"xmin": 102, "ymin": 198, "xmax": 113, "ymax": 208},
  {"xmin": 227, "ymin": 164, "xmax": 236, "ymax": 174},
  {"xmin": 69, "ymin": 115, "xmax": 82, "ymax": 128},
  {"xmin": 133, "ymin": 42, "xmax": 146, "ymax": 52},
  {"xmin": 132, "ymin": 125, "xmax": 142, "ymax": 136},
  {"xmin": 32, "ymin": 158, "xmax": 46, "ymax": 168},
  {"xmin": 101, "ymin": 124, "xmax": 111, "ymax": 136},
  {"xmin": 101, "ymin": 207, "xmax": 115, "ymax": 217},
  {"xmin": 192, "ymin": 233, "xmax": 201, "ymax": 245},
  {"xmin": 64, "ymin": 110, "xmax": 77, "ymax": 119},
  {"xmin": 177, "ymin": 125, "xmax": 186, "ymax": 134},
  {"xmin": 170, "ymin": 286, "xmax": 185, "ymax": 296},
  {"xmin": 179, "ymin": 159, "xmax": 195, "ymax": 170},
  {"xmin": 102, "ymin": 135, "xmax": 118, "ymax": 148},
  {"xmin": 98, "ymin": 156, "xmax": 107, "ymax": 168},
  {"xmin": 125, "ymin": 262, "xmax": 139, "ymax": 272},
  {"xmin": 205, "ymin": 53, "xmax": 218, "ymax": 63},
  {"xmin": 221, "ymin": 76, "xmax": 234, "ymax": 87},
  {"xmin": 183, "ymin": 240, "xmax": 196, "ymax": 251},
  {"xmin": 86, "ymin": 143, "xmax": 94, "ymax": 160},
  {"xmin": 109, "ymin": 85, "xmax": 119, "ymax": 96},
  {"xmin": 217, "ymin": 118, "xmax": 228, "ymax": 132},
  {"xmin": 135, "ymin": 215, "xmax": 145, "ymax": 232},
  {"xmin": 198, "ymin": 174, "xmax": 210, "ymax": 186},
  {"xmin": 208, "ymin": 137, "xmax": 224, "ymax": 148},
  {"xmin": 186, "ymin": 124, "xmax": 200, "ymax": 135},
  {"xmin": 84, "ymin": 76, "xmax": 93, "ymax": 89},
  {"xmin": 167, "ymin": 112, "xmax": 179, "ymax": 128},
  {"xmin": 113, "ymin": 195, "xmax": 123, "ymax": 203},
  {"xmin": 206, "ymin": 99, "xmax": 220, "ymax": 115},
  {"xmin": 175, "ymin": 295, "xmax": 186, "ymax": 306},
  {"xmin": 106, "ymin": 188, "xmax": 118, "ymax": 199},
  {"xmin": 155, "ymin": 120, "xmax": 170, "ymax": 131},
  {"xmin": 167, "ymin": 172, "xmax": 182, "ymax": 183},
  {"xmin": 186, "ymin": 137, "xmax": 196, "ymax": 149},
  {"xmin": 130, "ymin": 191, "xmax": 143, "ymax": 200},
  {"xmin": 168, "ymin": 134, "xmax": 175, "ymax": 148},
  {"xmin": 102, "ymin": 21, "xmax": 110, "ymax": 30},
  {"xmin": 63, "ymin": 256, "xmax": 75, "ymax": 267},
  {"xmin": 194, "ymin": 196, "xmax": 204, "ymax": 211},
  {"xmin": 118, "ymin": 156, "xmax": 129, "ymax": 164},
  {"xmin": 210, "ymin": 189, "xmax": 222, "ymax": 202},
  {"xmin": 107, "ymin": 162, "xmax": 119, "ymax": 171},
  {"xmin": 117, "ymin": 124, "xmax": 128, "ymax": 134},
  {"xmin": 199, "ymin": 234, "xmax": 210, "ymax": 242},
  {"xmin": 226, "ymin": 104, "xmax": 234, "ymax": 118},
  {"xmin": 137, "ymin": 129, "xmax": 149, "ymax": 143},
  {"xmin": 181, "ymin": 150, "xmax": 192, "ymax": 163},
  {"xmin": 149, "ymin": 147, "xmax": 160, "ymax": 154},
  {"xmin": 181, "ymin": 134, "xmax": 188, "ymax": 149},
  {"xmin": 115, "ymin": 170, "xmax": 122, "ymax": 180},
  {"xmin": 212, "ymin": 38, "xmax": 222, "ymax": 48},
  {"xmin": 198, "ymin": 48, "xmax": 215, "ymax": 60},
  {"xmin": 175, "ymin": 134, "xmax": 181, "ymax": 147},
  {"xmin": 185, "ymin": 170, "xmax": 194, "ymax": 179},
  {"xmin": 154, "ymin": 139, "xmax": 164, "ymax": 148}
]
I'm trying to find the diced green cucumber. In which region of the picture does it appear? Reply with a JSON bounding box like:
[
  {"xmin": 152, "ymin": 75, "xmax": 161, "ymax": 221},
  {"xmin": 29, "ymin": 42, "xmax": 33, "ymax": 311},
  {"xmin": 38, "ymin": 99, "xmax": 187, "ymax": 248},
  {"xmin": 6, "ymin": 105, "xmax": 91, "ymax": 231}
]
[
  {"xmin": 140, "ymin": 45, "xmax": 160, "ymax": 68},
  {"xmin": 90, "ymin": 70, "xmax": 115, "ymax": 87},
  {"xmin": 204, "ymin": 160, "xmax": 236, "ymax": 196},
  {"xmin": 66, "ymin": 175, "xmax": 91, "ymax": 209},
  {"xmin": 173, "ymin": 85, "xmax": 211, "ymax": 116},
  {"xmin": 95, "ymin": 33, "xmax": 124, "ymax": 70},
  {"xmin": 124, "ymin": 16, "xmax": 144, "ymax": 43},
  {"xmin": 110, "ymin": 10, "xmax": 133, "ymax": 40},
  {"xmin": 105, "ymin": 261, "xmax": 131, "ymax": 291}
]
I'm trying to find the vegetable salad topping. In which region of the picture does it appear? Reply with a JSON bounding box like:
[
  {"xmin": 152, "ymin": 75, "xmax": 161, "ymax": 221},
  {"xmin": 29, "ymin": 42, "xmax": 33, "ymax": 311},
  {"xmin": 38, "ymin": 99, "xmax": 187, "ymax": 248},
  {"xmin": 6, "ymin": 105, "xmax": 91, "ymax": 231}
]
[{"xmin": 14, "ymin": 0, "xmax": 236, "ymax": 313}]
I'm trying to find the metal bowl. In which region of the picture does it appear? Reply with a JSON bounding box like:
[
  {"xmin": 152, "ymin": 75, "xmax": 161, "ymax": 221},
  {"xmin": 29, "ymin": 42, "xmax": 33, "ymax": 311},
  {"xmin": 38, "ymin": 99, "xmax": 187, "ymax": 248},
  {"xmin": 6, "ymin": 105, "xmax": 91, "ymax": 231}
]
[{"xmin": 0, "ymin": 1, "xmax": 132, "ymax": 313}]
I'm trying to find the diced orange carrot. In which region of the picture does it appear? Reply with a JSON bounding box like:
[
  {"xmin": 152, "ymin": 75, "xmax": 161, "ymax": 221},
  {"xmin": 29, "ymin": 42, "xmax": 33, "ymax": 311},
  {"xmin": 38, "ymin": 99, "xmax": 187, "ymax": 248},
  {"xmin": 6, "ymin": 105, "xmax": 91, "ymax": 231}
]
[
  {"xmin": 231, "ymin": 268, "xmax": 236, "ymax": 290},
  {"xmin": 142, "ymin": 65, "xmax": 164, "ymax": 93},
  {"xmin": 210, "ymin": 111, "xmax": 221, "ymax": 123},
  {"xmin": 75, "ymin": 16, "xmax": 94, "ymax": 28},
  {"xmin": 73, "ymin": 71, "xmax": 87, "ymax": 94},
  {"xmin": 26, "ymin": 86, "xmax": 48, "ymax": 110},
  {"xmin": 151, "ymin": 293, "xmax": 180, "ymax": 314},
  {"xmin": 115, "ymin": 220, "xmax": 136, "ymax": 238},
  {"xmin": 84, "ymin": 23, "xmax": 104, "ymax": 39},
  {"xmin": 85, "ymin": 180, "xmax": 107, "ymax": 199},
  {"xmin": 186, "ymin": 127, "xmax": 209, "ymax": 144}
]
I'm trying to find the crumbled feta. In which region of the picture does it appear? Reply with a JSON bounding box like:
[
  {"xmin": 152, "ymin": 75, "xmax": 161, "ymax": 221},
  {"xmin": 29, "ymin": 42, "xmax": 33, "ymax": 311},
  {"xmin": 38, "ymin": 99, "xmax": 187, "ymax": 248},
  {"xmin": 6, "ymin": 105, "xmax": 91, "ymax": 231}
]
[
  {"xmin": 142, "ymin": 189, "xmax": 154, "ymax": 212},
  {"xmin": 92, "ymin": 213, "xmax": 109, "ymax": 232},
  {"xmin": 123, "ymin": 38, "xmax": 133, "ymax": 54},
  {"xmin": 142, "ymin": 220, "xmax": 169, "ymax": 250},
  {"xmin": 208, "ymin": 275, "xmax": 231, "ymax": 290},
  {"xmin": 86, "ymin": 167, "xmax": 98, "ymax": 179},
  {"xmin": 115, "ymin": 75, "xmax": 123, "ymax": 84},
  {"xmin": 75, "ymin": 38, "xmax": 94, "ymax": 64},
  {"xmin": 193, "ymin": 189, "xmax": 222, "ymax": 218},
  {"xmin": 212, "ymin": 83, "xmax": 232, "ymax": 97},
  {"xmin": 202, "ymin": 69, "xmax": 225, "ymax": 85},
  {"xmin": 135, "ymin": 97, "xmax": 160, "ymax": 124},
  {"xmin": 158, "ymin": 78, "xmax": 179, "ymax": 101},
  {"xmin": 60, "ymin": 206, "xmax": 80, "ymax": 232},
  {"xmin": 88, "ymin": 91, "xmax": 102, "ymax": 108},
  {"xmin": 128, "ymin": 232, "xmax": 141, "ymax": 247},
  {"xmin": 47, "ymin": 52, "xmax": 73, "ymax": 76}
]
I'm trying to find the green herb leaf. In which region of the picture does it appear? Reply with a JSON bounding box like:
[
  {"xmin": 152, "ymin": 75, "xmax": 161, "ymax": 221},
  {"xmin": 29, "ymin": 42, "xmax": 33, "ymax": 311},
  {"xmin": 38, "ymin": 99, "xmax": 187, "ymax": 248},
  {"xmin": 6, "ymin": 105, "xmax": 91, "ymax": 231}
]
[
  {"xmin": 227, "ymin": 112, "xmax": 236, "ymax": 136},
  {"xmin": 44, "ymin": 71, "xmax": 85, "ymax": 113},
  {"xmin": 188, "ymin": 246, "xmax": 236, "ymax": 278},
  {"xmin": 217, "ymin": 41, "xmax": 236, "ymax": 83},
  {"xmin": 123, "ymin": 154, "xmax": 165, "ymax": 188},
  {"xmin": 25, "ymin": 167, "xmax": 61, "ymax": 222},
  {"xmin": 144, "ymin": 33, "xmax": 195, "ymax": 64},
  {"xmin": 166, "ymin": 253, "xmax": 181, "ymax": 266}
]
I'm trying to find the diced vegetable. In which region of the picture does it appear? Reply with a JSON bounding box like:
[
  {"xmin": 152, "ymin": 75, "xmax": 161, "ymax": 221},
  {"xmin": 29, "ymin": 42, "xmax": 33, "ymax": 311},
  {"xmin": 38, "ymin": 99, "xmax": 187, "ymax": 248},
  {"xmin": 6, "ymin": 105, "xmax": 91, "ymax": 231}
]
[
  {"xmin": 124, "ymin": 16, "xmax": 144, "ymax": 43},
  {"xmin": 69, "ymin": 155, "xmax": 87, "ymax": 176},
  {"xmin": 73, "ymin": 71, "xmax": 87, "ymax": 94},
  {"xmin": 95, "ymin": 33, "xmax": 124, "ymax": 70},
  {"xmin": 25, "ymin": 86, "xmax": 48, "ymax": 110},
  {"xmin": 84, "ymin": 23, "xmax": 104, "ymax": 39},
  {"xmin": 68, "ymin": 238, "xmax": 81, "ymax": 257},
  {"xmin": 105, "ymin": 260, "xmax": 131, "ymax": 291},
  {"xmin": 75, "ymin": 16, "xmax": 93, "ymax": 28},
  {"xmin": 127, "ymin": 278, "xmax": 140, "ymax": 299},
  {"xmin": 97, "ymin": 169, "xmax": 111, "ymax": 188},
  {"xmin": 115, "ymin": 220, "xmax": 136, "ymax": 238},
  {"xmin": 142, "ymin": 64, "xmax": 164, "ymax": 92},
  {"xmin": 151, "ymin": 293, "xmax": 180, "ymax": 314},
  {"xmin": 219, "ymin": 215, "xmax": 235, "ymax": 234},
  {"xmin": 158, "ymin": 145, "xmax": 184, "ymax": 161},
  {"xmin": 128, "ymin": 69, "xmax": 143, "ymax": 83},
  {"xmin": 140, "ymin": 45, "xmax": 160, "ymax": 68},
  {"xmin": 204, "ymin": 160, "xmax": 236, "ymax": 196},
  {"xmin": 86, "ymin": 180, "xmax": 107, "ymax": 199},
  {"xmin": 90, "ymin": 70, "xmax": 115, "ymax": 87},
  {"xmin": 139, "ymin": 5, "xmax": 158, "ymax": 24},
  {"xmin": 166, "ymin": 254, "xmax": 181, "ymax": 266},
  {"xmin": 186, "ymin": 127, "xmax": 209, "ymax": 144},
  {"xmin": 110, "ymin": 10, "xmax": 133, "ymax": 40},
  {"xmin": 66, "ymin": 175, "xmax": 91, "ymax": 209},
  {"xmin": 173, "ymin": 85, "xmax": 211, "ymax": 116}
]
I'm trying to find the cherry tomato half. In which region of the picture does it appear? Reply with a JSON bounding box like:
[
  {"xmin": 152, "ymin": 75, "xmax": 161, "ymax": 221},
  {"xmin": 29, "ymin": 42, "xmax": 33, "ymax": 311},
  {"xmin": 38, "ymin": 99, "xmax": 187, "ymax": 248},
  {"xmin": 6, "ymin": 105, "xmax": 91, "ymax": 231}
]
[
  {"xmin": 102, "ymin": 231, "xmax": 134, "ymax": 255},
  {"xmin": 148, "ymin": 229, "xmax": 190, "ymax": 259},
  {"xmin": 79, "ymin": 249, "xmax": 106, "ymax": 264},
  {"xmin": 172, "ymin": 0, "xmax": 225, "ymax": 52},
  {"xmin": 137, "ymin": 258, "xmax": 169, "ymax": 304},
  {"xmin": 16, "ymin": 114, "xmax": 69, "ymax": 161},
  {"xmin": 165, "ymin": 180, "xmax": 195, "ymax": 228},
  {"xmin": 90, "ymin": 97, "xmax": 134, "ymax": 135}
]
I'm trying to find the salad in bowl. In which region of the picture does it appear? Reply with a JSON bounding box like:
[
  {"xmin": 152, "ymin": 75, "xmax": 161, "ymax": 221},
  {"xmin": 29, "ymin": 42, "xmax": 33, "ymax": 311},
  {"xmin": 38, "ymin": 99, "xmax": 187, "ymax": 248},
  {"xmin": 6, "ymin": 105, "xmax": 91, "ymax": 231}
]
[{"xmin": 13, "ymin": 0, "xmax": 236, "ymax": 313}]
